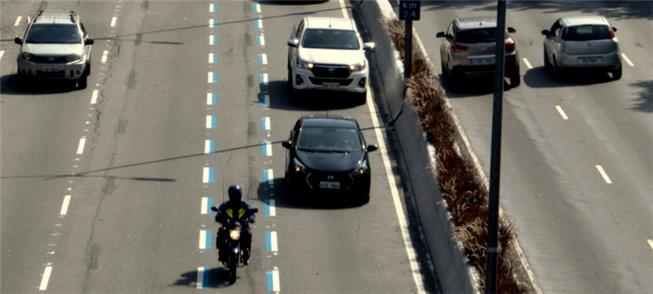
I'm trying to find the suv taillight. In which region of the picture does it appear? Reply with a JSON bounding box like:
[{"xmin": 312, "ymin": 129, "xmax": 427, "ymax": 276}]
[
  {"xmin": 505, "ymin": 38, "xmax": 515, "ymax": 53},
  {"xmin": 451, "ymin": 43, "xmax": 467, "ymax": 53}
]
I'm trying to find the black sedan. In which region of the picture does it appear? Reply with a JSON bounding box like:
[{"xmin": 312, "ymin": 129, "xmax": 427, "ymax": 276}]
[{"xmin": 282, "ymin": 115, "xmax": 377, "ymax": 204}]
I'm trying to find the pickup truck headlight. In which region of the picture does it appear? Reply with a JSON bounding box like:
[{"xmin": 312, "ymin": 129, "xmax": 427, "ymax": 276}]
[
  {"xmin": 20, "ymin": 52, "xmax": 33, "ymax": 61},
  {"xmin": 65, "ymin": 54, "xmax": 82, "ymax": 63},
  {"xmin": 296, "ymin": 57, "xmax": 314, "ymax": 69},
  {"xmin": 352, "ymin": 159, "xmax": 369, "ymax": 175},
  {"xmin": 348, "ymin": 62, "xmax": 365, "ymax": 71}
]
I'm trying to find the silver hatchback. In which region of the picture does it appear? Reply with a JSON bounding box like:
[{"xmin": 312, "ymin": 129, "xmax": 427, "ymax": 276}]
[{"xmin": 541, "ymin": 16, "xmax": 622, "ymax": 80}]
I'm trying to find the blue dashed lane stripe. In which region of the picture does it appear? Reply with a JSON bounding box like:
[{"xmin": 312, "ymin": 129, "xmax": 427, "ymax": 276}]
[
  {"xmin": 203, "ymin": 167, "xmax": 216, "ymax": 183},
  {"xmin": 205, "ymin": 229, "xmax": 212, "ymax": 249},
  {"xmin": 251, "ymin": 3, "xmax": 258, "ymax": 13},
  {"xmin": 257, "ymin": 54, "xmax": 264, "ymax": 65},
  {"xmin": 266, "ymin": 270, "xmax": 274, "ymax": 292},
  {"xmin": 256, "ymin": 35, "xmax": 265, "ymax": 47},
  {"xmin": 208, "ymin": 140, "xmax": 215, "ymax": 153},
  {"xmin": 258, "ymin": 94, "xmax": 269, "ymax": 108},
  {"xmin": 207, "ymin": 92, "xmax": 217, "ymax": 106},
  {"xmin": 259, "ymin": 73, "xmax": 267, "ymax": 86},
  {"xmin": 264, "ymin": 231, "xmax": 272, "ymax": 253},
  {"xmin": 255, "ymin": 19, "xmax": 263, "ymax": 29},
  {"xmin": 263, "ymin": 199, "xmax": 270, "ymax": 217},
  {"xmin": 212, "ymin": 53, "xmax": 218, "ymax": 64},
  {"xmin": 209, "ymin": 35, "xmax": 219, "ymax": 45}
]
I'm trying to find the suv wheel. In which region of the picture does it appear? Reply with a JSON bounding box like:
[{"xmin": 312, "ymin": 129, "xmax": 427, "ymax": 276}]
[
  {"xmin": 78, "ymin": 73, "xmax": 88, "ymax": 89},
  {"xmin": 611, "ymin": 66, "xmax": 622, "ymax": 80}
]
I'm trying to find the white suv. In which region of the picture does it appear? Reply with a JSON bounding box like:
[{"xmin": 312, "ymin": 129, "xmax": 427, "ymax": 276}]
[
  {"xmin": 14, "ymin": 10, "xmax": 93, "ymax": 89},
  {"xmin": 287, "ymin": 16, "xmax": 374, "ymax": 102}
]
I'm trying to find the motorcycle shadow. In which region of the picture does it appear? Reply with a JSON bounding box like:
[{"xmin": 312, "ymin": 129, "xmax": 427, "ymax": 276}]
[{"xmin": 170, "ymin": 267, "xmax": 233, "ymax": 288}]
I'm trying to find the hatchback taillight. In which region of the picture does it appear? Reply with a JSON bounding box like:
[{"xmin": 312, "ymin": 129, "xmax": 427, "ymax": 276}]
[
  {"xmin": 505, "ymin": 38, "xmax": 515, "ymax": 53},
  {"xmin": 451, "ymin": 43, "xmax": 468, "ymax": 53}
]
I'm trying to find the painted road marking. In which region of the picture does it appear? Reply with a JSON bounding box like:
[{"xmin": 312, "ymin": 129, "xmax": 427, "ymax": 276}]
[
  {"xmin": 208, "ymin": 53, "xmax": 218, "ymax": 64},
  {"xmin": 14, "ymin": 16, "xmax": 22, "ymax": 26},
  {"xmin": 263, "ymin": 168, "xmax": 274, "ymax": 187},
  {"xmin": 258, "ymin": 94, "xmax": 270, "ymax": 108},
  {"xmin": 0, "ymin": 51, "xmax": 4, "ymax": 61},
  {"xmin": 59, "ymin": 195, "xmax": 71, "ymax": 215},
  {"xmin": 595, "ymin": 165, "xmax": 612, "ymax": 184},
  {"xmin": 206, "ymin": 92, "xmax": 217, "ymax": 105},
  {"xmin": 261, "ymin": 116, "xmax": 271, "ymax": 131},
  {"xmin": 201, "ymin": 197, "xmax": 214, "ymax": 214},
  {"xmin": 258, "ymin": 53, "xmax": 268, "ymax": 65},
  {"xmin": 199, "ymin": 229, "xmax": 212, "ymax": 249},
  {"xmin": 209, "ymin": 3, "xmax": 216, "ymax": 13},
  {"xmin": 101, "ymin": 50, "xmax": 109, "ymax": 64},
  {"xmin": 206, "ymin": 115, "xmax": 217, "ymax": 129},
  {"xmin": 76, "ymin": 137, "xmax": 86, "ymax": 155},
  {"xmin": 209, "ymin": 18, "xmax": 217, "ymax": 28},
  {"xmin": 209, "ymin": 35, "xmax": 217, "ymax": 45},
  {"xmin": 266, "ymin": 267, "xmax": 280, "ymax": 292},
  {"xmin": 110, "ymin": 16, "xmax": 117, "ymax": 27},
  {"xmin": 202, "ymin": 167, "xmax": 215, "ymax": 184},
  {"xmin": 253, "ymin": 3, "xmax": 261, "ymax": 13},
  {"xmin": 262, "ymin": 140, "xmax": 272, "ymax": 157},
  {"xmin": 555, "ymin": 105, "xmax": 569, "ymax": 120},
  {"xmin": 90, "ymin": 89, "xmax": 99, "ymax": 104},
  {"xmin": 207, "ymin": 71, "xmax": 216, "ymax": 83},
  {"xmin": 648, "ymin": 239, "xmax": 653, "ymax": 250},
  {"xmin": 255, "ymin": 19, "xmax": 263, "ymax": 29},
  {"xmin": 27, "ymin": 16, "xmax": 31, "ymax": 24},
  {"xmin": 265, "ymin": 231, "xmax": 278, "ymax": 254},
  {"xmin": 204, "ymin": 139, "xmax": 215, "ymax": 154},
  {"xmin": 259, "ymin": 73, "xmax": 269, "ymax": 86},
  {"xmin": 257, "ymin": 35, "xmax": 266, "ymax": 47},
  {"xmin": 196, "ymin": 266, "xmax": 205, "ymax": 289},
  {"xmin": 264, "ymin": 199, "xmax": 276, "ymax": 217},
  {"xmin": 38, "ymin": 265, "xmax": 53, "ymax": 291},
  {"xmin": 621, "ymin": 53, "xmax": 634, "ymax": 67},
  {"xmin": 522, "ymin": 58, "xmax": 533, "ymax": 69}
]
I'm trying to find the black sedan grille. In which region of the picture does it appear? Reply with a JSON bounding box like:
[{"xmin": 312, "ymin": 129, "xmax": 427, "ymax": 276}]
[
  {"xmin": 31, "ymin": 55, "xmax": 67, "ymax": 64},
  {"xmin": 311, "ymin": 64, "xmax": 351, "ymax": 78},
  {"xmin": 306, "ymin": 171, "xmax": 354, "ymax": 191}
]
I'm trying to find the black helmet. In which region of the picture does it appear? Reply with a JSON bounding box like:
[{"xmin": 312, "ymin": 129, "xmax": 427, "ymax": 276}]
[{"xmin": 228, "ymin": 185, "xmax": 242, "ymax": 203}]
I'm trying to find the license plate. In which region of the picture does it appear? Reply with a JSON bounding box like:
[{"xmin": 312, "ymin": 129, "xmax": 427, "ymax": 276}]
[
  {"xmin": 322, "ymin": 82, "xmax": 339, "ymax": 88},
  {"xmin": 41, "ymin": 66, "xmax": 61, "ymax": 72},
  {"xmin": 319, "ymin": 181, "xmax": 340, "ymax": 189},
  {"xmin": 578, "ymin": 57, "xmax": 601, "ymax": 64},
  {"xmin": 470, "ymin": 57, "xmax": 494, "ymax": 65}
]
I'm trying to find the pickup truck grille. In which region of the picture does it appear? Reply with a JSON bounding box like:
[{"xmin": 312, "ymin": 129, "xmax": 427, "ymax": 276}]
[{"xmin": 311, "ymin": 64, "xmax": 350, "ymax": 78}]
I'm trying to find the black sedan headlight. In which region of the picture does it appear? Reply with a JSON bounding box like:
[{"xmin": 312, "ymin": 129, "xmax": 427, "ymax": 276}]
[
  {"xmin": 352, "ymin": 159, "xmax": 369, "ymax": 176},
  {"xmin": 291, "ymin": 158, "xmax": 306, "ymax": 174}
]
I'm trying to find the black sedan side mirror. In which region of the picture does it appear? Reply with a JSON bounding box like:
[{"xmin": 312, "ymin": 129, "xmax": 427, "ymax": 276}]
[
  {"xmin": 366, "ymin": 144, "xmax": 378, "ymax": 152},
  {"xmin": 287, "ymin": 38, "xmax": 299, "ymax": 47},
  {"xmin": 507, "ymin": 27, "xmax": 516, "ymax": 33},
  {"xmin": 436, "ymin": 32, "xmax": 445, "ymax": 38},
  {"xmin": 281, "ymin": 140, "xmax": 292, "ymax": 149},
  {"xmin": 210, "ymin": 206, "xmax": 218, "ymax": 212},
  {"xmin": 85, "ymin": 38, "xmax": 94, "ymax": 45},
  {"xmin": 541, "ymin": 29, "xmax": 550, "ymax": 37},
  {"xmin": 14, "ymin": 37, "xmax": 23, "ymax": 45}
]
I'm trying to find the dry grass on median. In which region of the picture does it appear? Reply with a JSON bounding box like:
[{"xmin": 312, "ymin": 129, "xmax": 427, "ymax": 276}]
[{"xmin": 386, "ymin": 19, "xmax": 528, "ymax": 293}]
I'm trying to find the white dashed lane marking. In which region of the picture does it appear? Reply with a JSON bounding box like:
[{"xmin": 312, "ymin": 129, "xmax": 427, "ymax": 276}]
[
  {"xmin": 595, "ymin": 165, "xmax": 613, "ymax": 184},
  {"xmin": 110, "ymin": 16, "xmax": 117, "ymax": 27},
  {"xmin": 621, "ymin": 53, "xmax": 634, "ymax": 67},
  {"xmin": 90, "ymin": 89, "xmax": 99, "ymax": 105},
  {"xmin": 522, "ymin": 58, "xmax": 533, "ymax": 69},
  {"xmin": 555, "ymin": 105, "xmax": 569, "ymax": 120},
  {"xmin": 76, "ymin": 137, "xmax": 86, "ymax": 155},
  {"xmin": 101, "ymin": 50, "xmax": 109, "ymax": 64},
  {"xmin": 14, "ymin": 16, "xmax": 22, "ymax": 26},
  {"xmin": 648, "ymin": 239, "xmax": 653, "ymax": 250},
  {"xmin": 0, "ymin": 50, "xmax": 4, "ymax": 61},
  {"xmin": 38, "ymin": 265, "xmax": 53, "ymax": 291},
  {"xmin": 196, "ymin": 266, "xmax": 205, "ymax": 289},
  {"xmin": 59, "ymin": 195, "xmax": 71, "ymax": 216}
]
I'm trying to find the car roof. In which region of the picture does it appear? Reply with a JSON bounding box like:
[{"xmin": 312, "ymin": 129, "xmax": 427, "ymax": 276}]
[
  {"xmin": 301, "ymin": 115, "xmax": 358, "ymax": 129},
  {"xmin": 33, "ymin": 10, "xmax": 78, "ymax": 25},
  {"xmin": 454, "ymin": 17, "xmax": 496, "ymax": 30},
  {"xmin": 559, "ymin": 16, "xmax": 609, "ymax": 27},
  {"xmin": 304, "ymin": 16, "xmax": 355, "ymax": 30}
]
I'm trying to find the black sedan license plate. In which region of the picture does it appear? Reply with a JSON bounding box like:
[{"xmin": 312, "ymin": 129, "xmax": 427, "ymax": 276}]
[{"xmin": 319, "ymin": 181, "xmax": 340, "ymax": 189}]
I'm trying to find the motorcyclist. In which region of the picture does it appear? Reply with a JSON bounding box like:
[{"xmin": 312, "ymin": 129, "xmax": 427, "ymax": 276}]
[{"xmin": 214, "ymin": 185, "xmax": 256, "ymax": 264}]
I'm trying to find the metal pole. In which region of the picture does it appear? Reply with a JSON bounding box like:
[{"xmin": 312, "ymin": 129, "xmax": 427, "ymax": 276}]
[
  {"xmin": 404, "ymin": 19, "xmax": 413, "ymax": 81},
  {"xmin": 486, "ymin": 0, "xmax": 506, "ymax": 293}
]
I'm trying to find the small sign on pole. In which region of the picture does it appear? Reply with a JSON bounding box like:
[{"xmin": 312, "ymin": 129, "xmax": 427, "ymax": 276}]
[
  {"xmin": 399, "ymin": 0, "xmax": 421, "ymax": 21},
  {"xmin": 400, "ymin": 0, "xmax": 420, "ymax": 82}
]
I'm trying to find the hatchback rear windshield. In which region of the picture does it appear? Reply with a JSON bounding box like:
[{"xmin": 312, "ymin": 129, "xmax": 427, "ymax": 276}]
[
  {"xmin": 302, "ymin": 29, "xmax": 360, "ymax": 50},
  {"xmin": 26, "ymin": 24, "xmax": 81, "ymax": 44},
  {"xmin": 455, "ymin": 28, "xmax": 510, "ymax": 43},
  {"xmin": 297, "ymin": 126, "xmax": 362, "ymax": 152},
  {"xmin": 563, "ymin": 25, "xmax": 611, "ymax": 41}
]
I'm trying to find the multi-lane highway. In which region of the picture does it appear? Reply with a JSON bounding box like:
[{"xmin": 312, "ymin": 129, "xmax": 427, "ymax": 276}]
[
  {"xmin": 413, "ymin": 1, "xmax": 652, "ymax": 293},
  {"xmin": 1, "ymin": 1, "xmax": 435, "ymax": 293}
]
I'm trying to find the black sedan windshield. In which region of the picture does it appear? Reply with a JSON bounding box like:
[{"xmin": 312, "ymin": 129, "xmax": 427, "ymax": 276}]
[
  {"xmin": 301, "ymin": 29, "xmax": 360, "ymax": 50},
  {"xmin": 26, "ymin": 24, "xmax": 81, "ymax": 44},
  {"xmin": 297, "ymin": 127, "xmax": 362, "ymax": 152}
]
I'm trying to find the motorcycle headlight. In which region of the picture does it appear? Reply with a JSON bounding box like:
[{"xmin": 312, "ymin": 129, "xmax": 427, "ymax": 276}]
[
  {"xmin": 21, "ymin": 52, "xmax": 32, "ymax": 61},
  {"xmin": 296, "ymin": 57, "xmax": 314, "ymax": 69},
  {"xmin": 65, "ymin": 54, "xmax": 82, "ymax": 63},
  {"xmin": 348, "ymin": 62, "xmax": 365, "ymax": 71},
  {"xmin": 229, "ymin": 229, "xmax": 241, "ymax": 241},
  {"xmin": 292, "ymin": 158, "xmax": 306, "ymax": 173},
  {"xmin": 353, "ymin": 159, "xmax": 369, "ymax": 175}
]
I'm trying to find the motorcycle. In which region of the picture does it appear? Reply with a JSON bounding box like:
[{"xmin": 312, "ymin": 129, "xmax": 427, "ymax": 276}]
[{"xmin": 211, "ymin": 206, "xmax": 258, "ymax": 284}]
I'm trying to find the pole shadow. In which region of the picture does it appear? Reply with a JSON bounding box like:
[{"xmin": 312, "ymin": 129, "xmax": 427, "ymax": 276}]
[{"xmin": 169, "ymin": 267, "xmax": 232, "ymax": 288}]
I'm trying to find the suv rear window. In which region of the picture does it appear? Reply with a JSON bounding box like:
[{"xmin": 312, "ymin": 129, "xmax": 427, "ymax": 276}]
[
  {"xmin": 455, "ymin": 28, "xmax": 508, "ymax": 43},
  {"xmin": 563, "ymin": 25, "xmax": 611, "ymax": 41},
  {"xmin": 26, "ymin": 24, "xmax": 81, "ymax": 44},
  {"xmin": 301, "ymin": 29, "xmax": 360, "ymax": 50}
]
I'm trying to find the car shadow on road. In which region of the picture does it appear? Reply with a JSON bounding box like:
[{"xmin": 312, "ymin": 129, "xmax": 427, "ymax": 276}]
[
  {"xmin": 631, "ymin": 80, "xmax": 653, "ymax": 112},
  {"xmin": 256, "ymin": 178, "xmax": 363, "ymax": 210},
  {"xmin": 523, "ymin": 67, "xmax": 614, "ymax": 88},
  {"xmin": 0, "ymin": 74, "xmax": 78, "ymax": 95},
  {"xmin": 169, "ymin": 267, "xmax": 232, "ymax": 288},
  {"xmin": 263, "ymin": 80, "xmax": 365, "ymax": 111}
]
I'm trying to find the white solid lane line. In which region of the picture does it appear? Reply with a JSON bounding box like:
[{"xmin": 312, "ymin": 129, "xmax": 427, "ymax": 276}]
[
  {"xmin": 595, "ymin": 165, "xmax": 613, "ymax": 184},
  {"xmin": 522, "ymin": 58, "xmax": 533, "ymax": 69},
  {"xmin": 14, "ymin": 16, "xmax": 22, "ymax": 26},
  {"xmin": 59, "ymin": 195, "xmax": 71, "ymax": 215},
  {"xmin": 555, "ymin": 105, "xmax": 569, "ymax": 120},
  {"xmin": 0, "ymin": 50, "xmax": 4, "ymax": 61},
  {"xmin": 101, "ymin": 50, "xmax": 109, "ymax": 64},
  {"xmin": 621, "ymin": 53, "xmax": 634, "ymax": 67},
  {"xmin": 38, "ymin": 265, "xmax": 53, "ymax": 291},
  {"xmin": 648, "ymin": 239, "xmax": 653, "ymax": 250},
  {"xmin": 76, "ymin": 137, "xmax": 86, "ymax": 155},
  {"xmin": 110, "ymin": 16, "xmax": 117, "ymax": 27}
]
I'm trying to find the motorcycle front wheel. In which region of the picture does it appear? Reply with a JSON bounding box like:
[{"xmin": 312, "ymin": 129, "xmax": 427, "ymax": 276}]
[{"xmin": 228, "ymin": 254, "xmax": 238, "ymax": 284}]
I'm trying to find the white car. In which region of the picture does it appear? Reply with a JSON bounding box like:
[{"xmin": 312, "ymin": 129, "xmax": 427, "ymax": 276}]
[{"xmin": 287, "ymin": 16, "xmax": 374, "ymax": 102}]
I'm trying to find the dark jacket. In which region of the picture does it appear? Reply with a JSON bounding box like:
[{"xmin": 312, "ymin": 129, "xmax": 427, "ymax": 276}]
[{"xmin": 215, "ymin": 200, "xmax": 256, "ymax": 225}]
